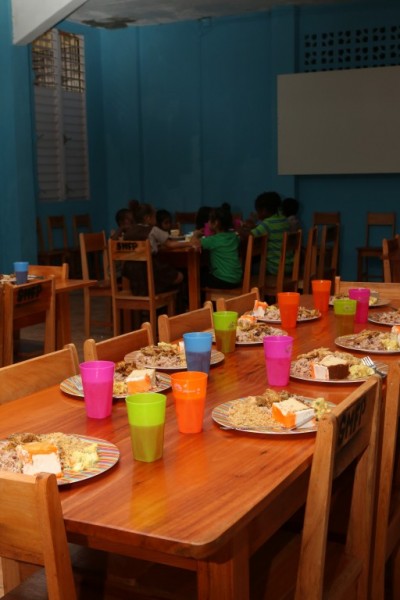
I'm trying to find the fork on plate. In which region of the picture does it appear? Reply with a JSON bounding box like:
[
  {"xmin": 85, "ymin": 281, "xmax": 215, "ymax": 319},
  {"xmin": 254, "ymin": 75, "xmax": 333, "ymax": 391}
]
[{"xmin": 361, "ymin": 356, "xmax": 387, "ymax": 377}]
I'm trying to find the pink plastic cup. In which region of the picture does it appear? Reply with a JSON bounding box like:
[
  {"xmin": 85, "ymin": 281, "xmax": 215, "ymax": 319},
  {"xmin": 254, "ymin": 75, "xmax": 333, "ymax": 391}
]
[
  {"xmin": 80, "ymin": 360, "xmax": 115, "ymax": 419},
  {"xmin": 263, "ymin": 335, "xmax": 294, "ymax": 387},
  {"xmin": 311, "ymin": 279, "xmax": 331, "ymax": 313},
  {"xmin": 348, "ymin": 288, "xmax": 371, "ymax": 324}
]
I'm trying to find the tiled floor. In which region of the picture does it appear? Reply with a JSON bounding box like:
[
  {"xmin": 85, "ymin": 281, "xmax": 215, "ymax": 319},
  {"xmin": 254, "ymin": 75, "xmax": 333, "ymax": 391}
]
[{"xmin": 20, "ymin": 290, "xmax": 114, "ymax": 362}]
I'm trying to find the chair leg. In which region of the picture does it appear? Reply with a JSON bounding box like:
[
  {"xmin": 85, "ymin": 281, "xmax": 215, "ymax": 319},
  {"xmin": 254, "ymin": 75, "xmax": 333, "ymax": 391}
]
[
  {"xmin": 391, "ymin": 542, "xmax": 400, "ymax": 599},
  {"xmin": 83, "ymin": 289, "xmax": 91, "ymax": 339}
]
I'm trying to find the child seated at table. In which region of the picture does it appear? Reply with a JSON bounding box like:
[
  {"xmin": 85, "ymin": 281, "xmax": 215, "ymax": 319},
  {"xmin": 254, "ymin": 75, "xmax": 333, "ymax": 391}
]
[{"xmin": 193, "ymin": 205, "xmax": 242, "ymax": 289}]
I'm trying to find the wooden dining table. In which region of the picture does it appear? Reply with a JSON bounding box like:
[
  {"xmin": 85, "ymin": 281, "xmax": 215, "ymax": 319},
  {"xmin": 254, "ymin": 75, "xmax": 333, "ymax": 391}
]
[{"xmin": 0, "ymin": 295, "xmax": 398, "ymax": 598}]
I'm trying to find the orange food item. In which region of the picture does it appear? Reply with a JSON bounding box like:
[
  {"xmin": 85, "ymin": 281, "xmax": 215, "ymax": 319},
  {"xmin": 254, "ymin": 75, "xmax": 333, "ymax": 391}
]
[
  {"xmin": 17, "ymin": 442, "xmax": 62, "ymax": 477},
  {"xmin": 126, "ymin": 369, "xmax": 155, "ymax": 393},
  {"xmin": 272, "ymin": 398, "xmax": 314, "ymax": 429}
]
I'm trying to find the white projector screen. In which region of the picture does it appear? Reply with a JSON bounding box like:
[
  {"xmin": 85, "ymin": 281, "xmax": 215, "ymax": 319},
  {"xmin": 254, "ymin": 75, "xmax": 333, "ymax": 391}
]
[{"xmin": 277, "ymin": 65, "xmax": 400, "ymax": 175}]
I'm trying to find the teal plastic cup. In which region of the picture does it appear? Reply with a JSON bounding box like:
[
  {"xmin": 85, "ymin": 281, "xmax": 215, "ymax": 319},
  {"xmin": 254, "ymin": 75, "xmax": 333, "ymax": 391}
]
[{"xmin": 125, "ymin": 393, "xmax": 167, "ymax": 462}]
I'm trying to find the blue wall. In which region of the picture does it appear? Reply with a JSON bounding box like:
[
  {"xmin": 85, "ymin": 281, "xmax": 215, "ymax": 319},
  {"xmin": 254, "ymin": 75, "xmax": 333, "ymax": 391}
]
[{"xmin": 2, "ymin": 0, "xmax": 400, "ymax": 278}]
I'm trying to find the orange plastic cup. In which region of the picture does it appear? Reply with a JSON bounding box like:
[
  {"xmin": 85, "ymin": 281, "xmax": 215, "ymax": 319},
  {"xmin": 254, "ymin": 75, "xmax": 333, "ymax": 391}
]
[
  {"xmin": 277, "ymin": 292, "xmax": 300, "ymax": 329},
  {"xmin": 311, "ymin": 279, "xmax": 331, "ymax": 313},
  {"xmin": 170, "ymin": 371, "xmax": 208, "ymax": 433}
]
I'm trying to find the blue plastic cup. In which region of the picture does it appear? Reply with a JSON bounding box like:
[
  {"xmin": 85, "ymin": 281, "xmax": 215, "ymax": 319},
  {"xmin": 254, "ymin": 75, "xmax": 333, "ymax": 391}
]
[
  {"xmin": 183, "ymin": 332, "xmax": 213, "ymax": 374},
  {"xmin": 13, "ymin": 261, "xmax": 29, "ymax": 285}
]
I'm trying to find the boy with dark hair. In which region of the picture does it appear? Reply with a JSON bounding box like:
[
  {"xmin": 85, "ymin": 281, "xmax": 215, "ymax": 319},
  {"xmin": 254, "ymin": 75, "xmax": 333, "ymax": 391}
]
[{"xmin": 251, "ymin": 191, "xmax": 290, "ymax": 274}]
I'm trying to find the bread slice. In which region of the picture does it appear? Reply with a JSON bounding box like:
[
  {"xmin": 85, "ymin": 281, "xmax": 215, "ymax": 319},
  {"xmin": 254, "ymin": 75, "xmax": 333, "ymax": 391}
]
[
  {"xmin": 17, "ymin": 441, "xmax": 62, "ymax": 477},
  {"xmin": 272, "ymin": 398, "xmax": 314, "ymax": 428}
]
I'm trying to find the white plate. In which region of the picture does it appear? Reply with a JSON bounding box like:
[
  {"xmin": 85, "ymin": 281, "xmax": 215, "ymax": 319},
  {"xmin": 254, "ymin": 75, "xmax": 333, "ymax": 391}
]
[
  {"xmin": 60, "ymin": 373, "xmax": 172, "ymax": 399},
  {"xmin": 368, "ymin": 311, "xmax": 400, "ymax": 326},
  {"xmin": 0, "ymin": 435, "xmax": 119, "ymax": 486},
  {"xmin": 212, "ymin": 396, "xmax": 333, "ymax": 434},
  {"xmin": 290, "ymin": 358, "xmax": 388, "ymax": 383},
  {"xmin": 335, "ymin": 333, "xmax": 400, "ymax": 354},
  {"xmin": 124, "ymin": 348, "xmax": 225, "ymax": 370},
  {"xmin": 236, "ymin": 325, "xmax": 287, "ymax": 345},
  {"xmin": 329, "ymin": 295, "xmax": 390, "ymax": 308}
]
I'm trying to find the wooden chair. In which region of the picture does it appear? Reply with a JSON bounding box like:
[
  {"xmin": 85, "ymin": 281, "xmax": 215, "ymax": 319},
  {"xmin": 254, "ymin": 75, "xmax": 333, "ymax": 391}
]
[
  {"xmin": 203, "ymin": 234, "xmax": 267, "ymax": 304},
  {"xmin": 83, "ymin": 322, "xmax": 153, "ymax": 362},
  {"xmin": 29, "ymin": 263, "xmax": 69, "ymax": 280},
  {"xmin": 216, "ymin": 287, "xmax": 260, "ymax": 314},
  {"xmin": 253, "ymin": 375, "xmax": 382, "ymax": 600},
  {"xmin": 382, "ymin": 234, "xmax": 400, "ymax": 283},
  {"xmin": 0, "ymin": 472, "xmax": 77, "ymax": 600},
  {"xmin": 79, "ymin": 231, "xmax": 112, "ymax": 338},
  {"xmin": 71, "ymin": 214, "xmax": 92, "ymax": 277},
  {"xmin": 316, "ymin": 223, "xmax": 340, "ymax": 284},
  {"xmin": 334, "ymin": 276, "xmax": 400, "ymax": 300},
  {"xmin": 299, "ymin": 226, "xmax": 318, "ymax": 295},
  {"xmin": 158, "ymin": 302, "xmax": 213, "ymax": 343},
  {"xmin": 0, "ymin": 344, "xmax": 79, "ymax": 404},
  {"xmin": 2, "ymin": 278, "xmax": 56, "ymax": 366},
  {"xmin": 46, "ymin": 215, "xmax": 72, "ymax": 267},
  {"xmin": 109, "ymin": 239, "xmax": 177, "ymax": 337},
  {"xmin": 370, "ymin": 362, "xmax": 400, "ymax": 599},
  {"xmin": 312, "ymin": 211, "xmax": 341, "ymax": 226},
  {"xmin": 357, "ymin": 212, "xmax": 396, "ymax": 281},
  {"xmin": 264, "ymin": 230, "xmax": 302, "ymax": 299}
]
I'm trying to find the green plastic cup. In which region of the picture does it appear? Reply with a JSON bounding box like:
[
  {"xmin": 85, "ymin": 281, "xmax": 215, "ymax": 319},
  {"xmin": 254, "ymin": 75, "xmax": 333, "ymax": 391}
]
[
  {"xmin": 125, "ymin": 392, "xmax": 166, "ymax": 462},
  {"xmin": 333, "ymin": 298, "xmax": 357, "ymax": 336},
  {"xmin": 212, "ymin": 311, "xmax": 238, "ymax": 353}
]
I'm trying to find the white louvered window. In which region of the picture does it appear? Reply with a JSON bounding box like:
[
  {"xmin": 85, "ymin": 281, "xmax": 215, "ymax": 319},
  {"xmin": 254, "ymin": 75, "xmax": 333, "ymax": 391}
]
[{"xmin": 32, "ymin": 29, "xmax": 89, "ymax": 201}]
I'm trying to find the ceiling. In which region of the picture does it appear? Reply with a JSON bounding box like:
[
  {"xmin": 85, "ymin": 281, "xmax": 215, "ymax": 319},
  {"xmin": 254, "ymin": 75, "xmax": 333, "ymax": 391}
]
[{"xmin": 67, "ymin": 0, "xmax": 359, "ymax": 29}]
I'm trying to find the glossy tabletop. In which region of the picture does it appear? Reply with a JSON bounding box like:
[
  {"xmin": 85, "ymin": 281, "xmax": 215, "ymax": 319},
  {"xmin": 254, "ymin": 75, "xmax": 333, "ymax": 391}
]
[{"xmin": 1, "ymin": 296, "xmax": 398, "ymax": 598}]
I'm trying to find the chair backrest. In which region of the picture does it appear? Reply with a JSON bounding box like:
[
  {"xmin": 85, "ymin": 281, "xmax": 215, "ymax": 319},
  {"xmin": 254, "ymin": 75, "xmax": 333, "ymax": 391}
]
[
  {"xmin": 370, "ymin": 362, "xmax": 400, "ymax": 598},
  {"xmin": 274, "ymin": 229, "xmax": 302, "ymax": 295},
  {"xmin": 83, "ymin": 323, "xmax": 154, "ymax": 362},
  {"xmin": 295, "ymin": 375, "xmax": 381, "ymax": 599},
  {"xmin": 36, "ymin": 217, "xmax": 47, "ymax": 253},
  {"xmin": 312, "ymin": 211, "xmax": 341, "ymax": 226},
  {"xmin": 0, "ymin": 343, "xmax": 79, "ymax": 404},
  {"xmin": 79, "ymin": 231, "xmax": 110, "ymax": 282},
  {"xmin": 382, "ymin": 234, "xmax": 400, "ymax": 283},
  {"xmin": 243, "ymin": 234, "xmax": 267, "ymax": 295},
  {"xmin": 301, "ymin": 226, "xmax": 318, "ymax": 295},
  {"xmin": 47, "ymin": 216, "xmax": 69, "ymax": 251},
  {"xmin": 29, "ymin": 263, "xmax": 69, "ymax": 280},
  {"xmin": 365, "ymin": 211, "xmax": 396, "ymax": 246},
  {"xmin": 108, "ymin": 238, "xmax": 155, "ymax": 297},
  {"xmin": 0, "ymin": 471, "xmax": 77, "ymax": 599},
  {"xmin": 216, "ymin": 287, "xmax": 260, "ymax": 314},
  {"xmin": 72, "ymin": 213, "xmax": 92, "ymax": 246},
  {"xmin": 158, "ymin": 302, "xmax": 214, "ymax": 343},
  {"xmin": 2, "ymin": 278, "xmax": 56, "ymax": 366},
  {"xmin": 334, "ymin": 276, "xmax": 400, "ymax": 300},
  {"xmin": 317, "ymin": 223, "xmax": 340, "ymax": 283}
]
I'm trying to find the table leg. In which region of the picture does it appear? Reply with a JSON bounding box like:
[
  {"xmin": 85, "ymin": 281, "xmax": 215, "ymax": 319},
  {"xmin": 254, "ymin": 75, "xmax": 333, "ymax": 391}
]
[
  {"xmin": 187, "ymin": 251, "xmax": 201, "ymax": 311},
  {"xmin": 196, "ymin": 534, "xmax": 249, "ymax": 600},
  {"xmin": 56, "ymin": 293, "xmax": 71, "ymax": 349}
]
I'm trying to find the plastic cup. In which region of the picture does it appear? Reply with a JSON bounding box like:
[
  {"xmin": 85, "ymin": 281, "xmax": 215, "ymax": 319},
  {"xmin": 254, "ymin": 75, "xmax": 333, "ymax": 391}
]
[
  {"xmin": 212, "ymin": 311, "xmax": 238, "ymax": 353},
  {"xmin": 183, "ymin": 332, "xmax": 213, "ymax": 374},
  {"xmin": 348, "ymin": 288, "xmax": 371, "ymax": 324},
  {"xmin": 13, "ymin": 261, "xmax": 29, "ymax": 285},
  {"xmin": 277, "ymin": 292, "xmax": 300, "ymax": 329},
  {"xmin": 80, "ymin": 360, "xmax": 115, "ymax": 419},
  {"xmin": 125, "ymin": 393, "xmax": 166, "ymax": 462},
  {"xmin": 170, "ymin": 371, "xmax": 208, "ymax": 433},
  {"xmin": 311, "ymin": 279, "xmax": 331, "ymax": 313},
  {"xmin": 333, "ymin": 298, "xmax": 357, "ymax": 336},
  {"xmin": 263, "ymin": 336, "xmax": 294, "ymax": 387}
]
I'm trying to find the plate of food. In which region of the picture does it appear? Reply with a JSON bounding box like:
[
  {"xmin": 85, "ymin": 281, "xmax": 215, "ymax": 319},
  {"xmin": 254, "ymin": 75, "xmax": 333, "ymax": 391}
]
[
  {"xmin": 329, "ymin": 294, "xmax": 389, "ymax": 308},
  {"xmin": 0, "ymin": 432, "xmax": 120, "ymax": 485},
  {"xmin": 290, "ymin": 347, "xmax": 387, "ymax": 383},
  {"xmin": 335, "ymin": 328, "xmax": 400, "ymax": 353},
  {"xmin": 124, "ymin": 342, "xmax": 224, "ymax": 370},
  {"xmin": 212, "ymin": 389, "xmax": 332, "ymax": 434},
  {"xmin": 235, "ymin": 315, "xmax": 287, "ymax": 344},
  {"xmin": 60, "ymin": 366, "xmax": 172, "ymax": 399},
  {"xmin": 368, "ymin": 309, "xmax": 400, "ymax": 326},
  {"xmin": 251, "ymin": 302, "xmax": 320, "ymax": 323}
]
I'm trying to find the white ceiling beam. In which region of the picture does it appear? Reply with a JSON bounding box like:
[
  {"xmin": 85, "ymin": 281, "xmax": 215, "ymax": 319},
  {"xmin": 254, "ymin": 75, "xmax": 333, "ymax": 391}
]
[{"xmin": 12, "ymin": 0, "xmax": 87, "ymax": 45}]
